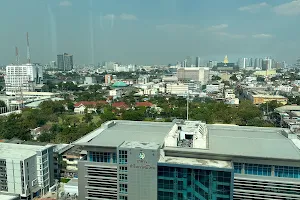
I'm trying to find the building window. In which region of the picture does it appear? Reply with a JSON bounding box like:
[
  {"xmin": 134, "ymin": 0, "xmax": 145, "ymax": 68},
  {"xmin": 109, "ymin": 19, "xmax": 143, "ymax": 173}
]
[
  {"xmin": 119, "ymin": 166, "xmax": 127, "ymax": 172},
  {"xmin": 89, "ymin": 152, "xmax": 111, "ymax": 163},
  {"xmin": 244, "ymin": 163, "xmax": 271, "ymax": 176},
  {"xmin": 119, "ymin": 150, "xmax": 128, "ymax": 164},
  {"xmin": 275, "ymin": 166, "xmax": 300, "ymax": 179},
  {"xmin": 119, "ymin": 174, "xmax": 128, "ymax": 182},
  {"xmin": 233, "ymin": 163, "xmax": 242, "ymax": 174},
  {"xmin": 119, "ymin": 195, "xmax": 128, "ymax": 200},
  {"xmin": 119, "ymin": 184, "xmax": 128, "ymax": 194},
  {"xmin": 112, "ymin": 153, "xmax": 117, "ymax": 163}
]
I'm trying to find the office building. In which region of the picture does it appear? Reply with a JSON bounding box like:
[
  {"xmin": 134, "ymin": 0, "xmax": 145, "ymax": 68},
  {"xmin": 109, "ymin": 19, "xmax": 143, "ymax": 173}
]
[
  {"xmin": 5, "ymin": 64, "xmax": 43, "ymax": 95},
  {"xmin": 262, "ymin": 57, "xmax": 273, "ymax": 71},
  {"xmin": 177, "ymin": 67, "xmax": 210, "ymax": 84},
  {"xmin": 0, "ymin": 143, "xmax": 55, "ymax": 199},
  {"xmin": 76, "ymin": 120, "xmax": 300, "ymax": 200},
  {"xmin": 57, "ymin": 53, "xmax": 73, "ymax": 71}
]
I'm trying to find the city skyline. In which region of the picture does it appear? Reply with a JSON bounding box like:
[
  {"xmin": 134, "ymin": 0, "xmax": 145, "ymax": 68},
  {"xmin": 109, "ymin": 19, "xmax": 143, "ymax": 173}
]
[{"xmin": 0, "ymin": 0, "xmax": 299, "ymax": 65}]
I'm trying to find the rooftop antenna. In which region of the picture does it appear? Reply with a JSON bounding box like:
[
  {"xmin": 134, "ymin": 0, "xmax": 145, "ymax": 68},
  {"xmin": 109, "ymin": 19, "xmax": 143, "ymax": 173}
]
[
  {"xmin": 26, "ymin": 32, "xmax": 31, "ymax": 64},
  {"xmin": 15, "ymin": 46, "xmax": 19, "ymax": 65}
]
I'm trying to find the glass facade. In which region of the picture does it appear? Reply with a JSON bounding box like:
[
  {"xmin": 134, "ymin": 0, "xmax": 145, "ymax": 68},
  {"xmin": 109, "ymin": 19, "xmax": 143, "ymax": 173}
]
[
  {"xmin": 234, "ymin": 162, "xmax": 300, "ymax": 179},
  {"xmin": 88, "ymin": 152, "xmax": 117, "ymax": 163},
  {"xmin": 157, "ymin": 166, "xmax": 232, "ymax": 200},
  {"xmin": 275, "ymin": 166, "xmax": 300, "ymax": 179},
  {"xmin": 244, "ymin": 163, "xmax": 271, "ymax": 176}
]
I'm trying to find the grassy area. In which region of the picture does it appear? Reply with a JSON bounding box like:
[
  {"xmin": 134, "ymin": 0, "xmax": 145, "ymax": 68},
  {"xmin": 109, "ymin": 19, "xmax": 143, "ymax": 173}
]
[{"xmin": 60, "ymin": 178, "xmax": 71, "ymax": 183}]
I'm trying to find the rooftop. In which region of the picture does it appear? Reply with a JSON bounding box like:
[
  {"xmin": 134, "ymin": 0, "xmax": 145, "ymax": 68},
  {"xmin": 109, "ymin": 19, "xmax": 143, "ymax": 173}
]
[
  {"xmin": 275, "ymin": 105, "xmax": 300, "ymax": 113},
  {"xmin": 159, "ymin": 156, "xmax": 232, "ymax": 169},
  {"xmin": 166, "ymin": 124, "xmax": 300, "ymax": 160},
  {"xmin": 0, "ymin": 193, "xmax": 20, "ymax": 200},
  {"xmin": 0, "ymin": 143, "xmax": 51, "ymax": 160},
  {"xmin": 76, "ymin": 120, "xmax": 174, "ymax": 148}
]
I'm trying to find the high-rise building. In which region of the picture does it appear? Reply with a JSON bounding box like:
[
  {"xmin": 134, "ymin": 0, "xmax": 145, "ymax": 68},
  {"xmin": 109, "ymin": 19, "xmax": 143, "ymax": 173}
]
[
  {"xmin": 49, "ymin": 61, "xmax": 56, "ymax": 69},
  {"xmin": 64, "ymin": 54, "xmax": 73, "ymax": 71},
  {"xmin": 296, "ymin": 57, "xmax": 300, "ymax": 68},
  {"xmin": 5, "ymin": 64, "xmax": 43, "ymax": 95},
  {"xmin": 57, "ymin": 53, "xmax": 74, "ymax": 71},
  {"xmin": 76, "ymin": 120, "xmax": 300, "ymax": 200},
  {"xmin": 196, "ymin": 56, "xmax": 201, "ymax": 67},
  {"xmin": 0, "ymin": 143, "xmax": 55, "ymax": 199},
  {"xmin": 177, "ymin": 67, "xmax": 210, "ymax": 84},
  {"xmin": 186, "ymin": 56, "xmax": 193, "ymax": 67},
  {"xmin": 262, "ymin": 57, "xmax": 273, "ymax": 70}
]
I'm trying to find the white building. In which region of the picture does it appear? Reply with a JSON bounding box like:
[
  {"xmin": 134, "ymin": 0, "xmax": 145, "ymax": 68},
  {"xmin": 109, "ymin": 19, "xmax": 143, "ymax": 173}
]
[
  {"xmin": 84, "ymin": 77, "xmax": 96, "ymax": 85},
  {"xmin": 274, "ymin": 85, "xmax": 293, "ymax": 93},
  {"xmin": 0, "ymin": 143, "xmax": 54, "ymax": 199},
  {"xmin": 166, "ymin": 83, "xmax": 189, "ymax": 95},
  {"xmin": 177, "ymin": 67, "xmax": 210, "ymax": 85},
  {"xmin": 5, "ymin": 64, "xmax": 43, "ymax": 95}
]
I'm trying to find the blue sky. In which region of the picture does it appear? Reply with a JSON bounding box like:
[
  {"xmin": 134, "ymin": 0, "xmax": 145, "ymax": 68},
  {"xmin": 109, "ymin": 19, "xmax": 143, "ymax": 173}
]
[{"xmin": 0, "ymin": 0, "xmax": 299, "ymax": 65}]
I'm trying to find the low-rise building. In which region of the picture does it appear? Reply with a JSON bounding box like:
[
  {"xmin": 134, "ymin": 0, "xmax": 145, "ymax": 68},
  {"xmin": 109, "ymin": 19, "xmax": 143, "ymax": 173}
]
[
  {"xmin": 249, "ymin": 93, "xmax": 288, "ymax": 105},
  {"xmin": 166, "ymin": 83, "xmax": 188, "ymax": 95},
  {"xmin": 74, "ymin": 101, "xmax": 107, "ymax": 114}
]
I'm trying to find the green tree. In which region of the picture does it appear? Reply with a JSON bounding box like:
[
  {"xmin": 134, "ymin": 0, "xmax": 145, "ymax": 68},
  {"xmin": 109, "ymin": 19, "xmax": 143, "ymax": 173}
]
[{"xmin": 0, "ymin": 100, "xmax": 6, "ymax": 108}]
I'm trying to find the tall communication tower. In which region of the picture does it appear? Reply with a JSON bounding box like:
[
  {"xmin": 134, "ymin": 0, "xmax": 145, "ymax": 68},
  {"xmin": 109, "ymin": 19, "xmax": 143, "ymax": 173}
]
[{"xmin": 27, "ymin": 32, "xmax": 31, "ymax": 64}]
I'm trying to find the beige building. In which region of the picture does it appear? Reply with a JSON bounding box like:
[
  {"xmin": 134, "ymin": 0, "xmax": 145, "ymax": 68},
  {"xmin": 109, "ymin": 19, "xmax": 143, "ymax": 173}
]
[
  {"xmin": 177, "ymin": 67, "xmax": 210, "ymax": 84},
  {"xmin": 249, "ymin": 94, "xmax": 288, "ymax": 105}
]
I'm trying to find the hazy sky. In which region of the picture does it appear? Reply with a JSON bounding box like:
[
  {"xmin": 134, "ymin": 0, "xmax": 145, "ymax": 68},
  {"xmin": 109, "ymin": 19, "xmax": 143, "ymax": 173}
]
[{"xmin": 0, "ymin": 0, "xmax": 299, "ymax": 65}]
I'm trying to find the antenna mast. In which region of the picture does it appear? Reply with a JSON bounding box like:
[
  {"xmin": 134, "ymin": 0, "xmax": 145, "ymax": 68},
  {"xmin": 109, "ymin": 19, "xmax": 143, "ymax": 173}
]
[
  {"xmin": 27, "ymin": 32, "xmax": 31, "ymax": 64},
  {"xmin": 15, "ymin": 47, "xmax": 19, "ymax": 65}
]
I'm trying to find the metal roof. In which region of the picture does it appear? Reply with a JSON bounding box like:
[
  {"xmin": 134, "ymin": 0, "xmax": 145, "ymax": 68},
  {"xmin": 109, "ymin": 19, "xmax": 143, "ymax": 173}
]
[{"xmin": 77, "ymin": 120, "xmax": 174, "ymax": 147}]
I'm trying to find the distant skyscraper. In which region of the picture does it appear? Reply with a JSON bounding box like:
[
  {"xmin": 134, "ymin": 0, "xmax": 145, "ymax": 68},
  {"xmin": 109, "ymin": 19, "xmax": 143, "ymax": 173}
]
[
  {"xmin": 50, "ymin": 61, "xmax": 56, "ymax": 69},
  {"xmin": 224, "ymin": 55, "xmax": 229, "ymax": 64},
  {"xmin": 57, "ymin": 53, "xmax": 74, "ymax": 71},
  {"xmin": 64, "ymin": 54, "xmax": 73, "ymax": 71},
  {"xmin": 186, "ymin": 56, "xmax": 193, "ymax": 67},
  {"xmin": 296, "ymin": 57, "xmax": 300, "ymax": 68},
  {"xmin": 262, "ymin": 58, "xmax": 273, "ymax": 70},
  {"xmin": 196, "ymin": 57, "xmax": 201, "ymax": 67}
]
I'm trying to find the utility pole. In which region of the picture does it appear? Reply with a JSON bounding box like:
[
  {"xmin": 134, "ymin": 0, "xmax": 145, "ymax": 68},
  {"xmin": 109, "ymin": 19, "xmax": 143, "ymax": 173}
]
[
  {"xmin": 187, "ymin": 91, "xmax": 189, "ymax": 120},
  {"xmin": 55, "ymin": 179, "xmax": 59, "ymax": 200}
]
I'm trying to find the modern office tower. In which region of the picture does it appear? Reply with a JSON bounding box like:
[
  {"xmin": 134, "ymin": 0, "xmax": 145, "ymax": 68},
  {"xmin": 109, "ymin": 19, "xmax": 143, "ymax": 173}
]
[
  {"xmin": 57, "ymin": 53, "xmax": 73, "ymax": 71},
  {"xmin": 0, "ymin": 143, "xmax": 55, "ymax": 199},
  {"xmin": 76, "ymin": 120, "xmax": 300, "ymax": 200},
  {"xmin": 196, "ymin": 57, "xmax": 201, "ymax": 67},
  {"xmin": 238, "ymin": 58, "xmax": 248, "ymax": 69},
  {"xmin": 177, "ymin": 67, "xmax": 210, "ymax": 84},
  {"xmin": 185, "ymin": 56, "xmax": 193, "ymax": 67},
  {"xmin": 262, "ymin": 57, "xmax": 273, "ymax": 70},
  {"xmin": 254, "ymin": 58, "xmax": 263, "ymax": 69},
  {"xmin": 5, "ymin": 64, "xmax": 43, "ymax": 95}
]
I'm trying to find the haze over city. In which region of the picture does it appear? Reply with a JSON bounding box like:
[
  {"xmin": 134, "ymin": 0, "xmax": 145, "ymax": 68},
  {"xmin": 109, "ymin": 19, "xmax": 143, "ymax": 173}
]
[{"xmin": 0, "ymin": 0, "xmax": 300, "ymax": 65}]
